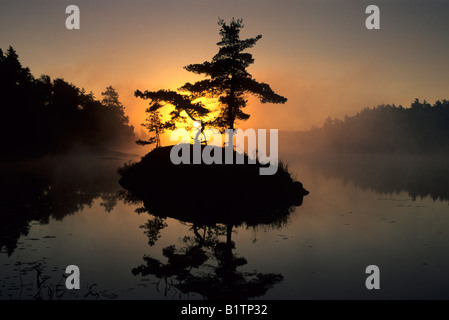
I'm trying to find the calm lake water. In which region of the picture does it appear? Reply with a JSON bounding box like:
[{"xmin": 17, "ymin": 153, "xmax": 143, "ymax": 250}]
[{"xmin": 1, "ymin": 147, "xmax": 449, "ymax": 300}]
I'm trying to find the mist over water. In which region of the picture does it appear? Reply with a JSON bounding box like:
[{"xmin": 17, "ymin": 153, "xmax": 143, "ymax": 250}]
[
  {"xmin": 2, "ymin": 2, "xmax": 449, "ymax": 302},
  {"xmin": 1, "ymin": 135, "xmax": 449, "ymax": 299}
]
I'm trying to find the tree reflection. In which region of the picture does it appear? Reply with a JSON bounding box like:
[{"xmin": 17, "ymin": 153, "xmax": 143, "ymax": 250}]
[
  {"xmin": 119, "ymin": 148, "xmax": 308, "ymax": 299},
  {"xmin": 0, "ymin": 156, "xmax": 125, "ymax": 256},
  {"xmin": 131, "ymin": 222, "xmax": 284, "ymax": 300},
  {"xmin": 299, "ymin": 153, "xmax": 449, "ymax": 202}
]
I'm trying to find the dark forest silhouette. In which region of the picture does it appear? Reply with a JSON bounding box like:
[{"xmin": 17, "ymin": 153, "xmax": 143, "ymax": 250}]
[
  {"xmin": 279, "ymin": 99, "xmax": 449, "ymax": 202},
  {"xmin": 0, "ymin": 46, "xmax": 136, "ymax": 157},
  {"xmin": 0, "ymin": 46, "xmax": 138, "ymax": 257},
  {"xmin": 291, "ymin": 100, "xmax": 449, "ymax": 155}
]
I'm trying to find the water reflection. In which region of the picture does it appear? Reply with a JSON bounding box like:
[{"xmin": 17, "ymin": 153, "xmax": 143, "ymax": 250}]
[
  {"xmin": 0, "ymin": 156, "xmax": 125, "ymax": 256},
  {"xmin": 295, "ymin": 153, "xmax": 449, "ymax": 202},
  {"xmin": 4, "ymin": 148, "xmax": 448, "ymax": 300},
  {"xmin": 119, "ymin": 147, "xmax": 309, "ymax": 299},
  {"xmin": 121, "ymin": 189, "xmax": 300, "ymax": 299},
  {"xmin": 132, "ymin": 223, "xmax": 284, "ymax": 299}
]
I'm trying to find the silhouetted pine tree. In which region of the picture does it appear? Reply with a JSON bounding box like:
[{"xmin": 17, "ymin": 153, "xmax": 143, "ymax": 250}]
[
  {"xmin": 136, "ymin": 106, "xmax": 174, "ymax": 148},
  {"xmin": 135, "ymin": 18, "xmax": 287, "ymax": 144},
  {"xmin": 181, "ymin": 18, "xmax": 287, "ymax": 130}
]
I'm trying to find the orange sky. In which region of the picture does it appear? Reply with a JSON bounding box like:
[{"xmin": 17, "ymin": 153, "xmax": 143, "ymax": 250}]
[{"xmin": 2, "ymin": 0, "xmax": 449, "ymax": 138}]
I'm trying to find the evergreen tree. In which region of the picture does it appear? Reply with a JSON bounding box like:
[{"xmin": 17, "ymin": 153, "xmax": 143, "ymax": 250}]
[
  {"xmin": 0, "ymin": 46, "xmax": 137, "ymax": 156},
  {"xmin": 136, "ymin": 104, "xmax": 173, "ymax": 148},
  {"xmin": 135, "ymin": 18, "xmax": 287, "ymax": 145},
  {"xmin": 135, "ymin": 89, "xmax": 210, "ymax": 127},
  {"xmin": 181, "ymin": 18, "xmax": 287, "ymax": 130},
  {"xmin": 101, "ymin": 85, "xmax": 129, "ymax": 125}
]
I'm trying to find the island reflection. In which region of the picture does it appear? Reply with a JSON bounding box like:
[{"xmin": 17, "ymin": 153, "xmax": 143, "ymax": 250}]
[
  {"xmin": 119, "ymin": 145, "xmax": 309, "ymax": 299},
  {"xmin": 120, "ymin": 188, "xmax": 305, "ymax": 300}
]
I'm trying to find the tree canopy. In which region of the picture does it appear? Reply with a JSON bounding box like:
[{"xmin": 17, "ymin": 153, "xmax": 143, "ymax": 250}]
[
  {"xmin": 135, "ymin": 18, "xmax": 287, "ymax": 148},
  {"xmin": 181, "ymin": 18, "xmax": 287, "ymax": 130},
  {"xmin": 299, "ymin": 99, "xmax": 449, "ymax": 155},
  {"xmin": 0, "ymin": 46, "xmax": 136, "ymax": 157}
]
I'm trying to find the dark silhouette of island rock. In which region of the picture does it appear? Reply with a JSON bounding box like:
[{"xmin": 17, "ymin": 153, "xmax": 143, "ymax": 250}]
[{"xmin": 118, "ymin": 145, "xmax": 309, "ymax": 227}]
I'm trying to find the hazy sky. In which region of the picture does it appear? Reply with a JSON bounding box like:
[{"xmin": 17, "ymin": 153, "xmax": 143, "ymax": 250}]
[{"xmin": 1, "ymin": 0, "xmax": 449, "ymax": 133}]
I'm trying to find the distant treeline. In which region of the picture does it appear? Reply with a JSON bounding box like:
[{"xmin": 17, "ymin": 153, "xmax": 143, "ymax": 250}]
[
  {"xmin": 294, "ymin": 99, "xmax": 449, "ymax": 155},
  {"xmin": 0, "ymin": 46, "xmax": 136, "ymax": 157}
]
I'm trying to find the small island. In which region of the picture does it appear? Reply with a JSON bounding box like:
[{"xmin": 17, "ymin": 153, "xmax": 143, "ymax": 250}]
[{"xmin": 118, "ymin": 18, "xmax": 309, "ymax": 227}]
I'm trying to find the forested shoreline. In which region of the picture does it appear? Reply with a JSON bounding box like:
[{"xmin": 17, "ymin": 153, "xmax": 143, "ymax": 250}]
[
  {"xmin": 0, "ymin": 46, "xmax": 136, "ymax": 158},
  {"xmin": 285, "ymin": 100, "xmax": 449, "ymax": 155}
]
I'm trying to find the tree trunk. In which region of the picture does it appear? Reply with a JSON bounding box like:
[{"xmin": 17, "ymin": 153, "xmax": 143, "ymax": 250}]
[
  {"xmin": 228, "ymin": 75, "xmax": 236, "ymax": 130},
  {"xmin": 226, "ymin": 224, "xmax": 233, "ymax": 245}
]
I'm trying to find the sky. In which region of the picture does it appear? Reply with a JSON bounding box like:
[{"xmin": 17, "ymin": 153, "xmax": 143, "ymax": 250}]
[{"xmin": 1, "ymin": 0, "xmax": 449, "ymax": 135}]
